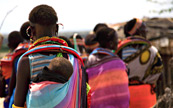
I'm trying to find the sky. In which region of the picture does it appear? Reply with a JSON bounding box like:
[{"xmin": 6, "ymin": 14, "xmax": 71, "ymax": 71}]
[{"xmin": 0, "ymin": 0, "xmax": 173, "ymax": 35}]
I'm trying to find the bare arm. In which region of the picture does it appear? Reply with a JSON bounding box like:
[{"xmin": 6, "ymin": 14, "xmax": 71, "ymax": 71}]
[{"xmin": 14, "ymin": 56, "xmax": 30, "ymax": 107}]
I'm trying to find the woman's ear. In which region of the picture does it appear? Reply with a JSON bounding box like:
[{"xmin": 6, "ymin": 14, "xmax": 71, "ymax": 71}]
[{"xmin": 30, "ymin": 26, "xmax": 36, "ymax": 36}]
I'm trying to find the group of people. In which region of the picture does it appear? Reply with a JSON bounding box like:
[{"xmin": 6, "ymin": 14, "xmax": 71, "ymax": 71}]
[
  {"xmin": 0, "ymin": 21, "xmax": 31, "ymax": 108},
  {"xmin": 0, "ymin": 4, "xmax": 164, "ymax": 108}
]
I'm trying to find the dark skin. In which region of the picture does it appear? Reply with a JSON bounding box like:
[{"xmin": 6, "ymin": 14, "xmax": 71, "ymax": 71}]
[
  {"xmin": 14, "ymin": 57, "xmax": 30, "ymax": 106},
  {"xmin": 14, "ymin": 23, "xmax": 58, "ymax": 107},
  {"xmin": 104, "ymin": 32, "xmax": 118, "ymax": 51}
]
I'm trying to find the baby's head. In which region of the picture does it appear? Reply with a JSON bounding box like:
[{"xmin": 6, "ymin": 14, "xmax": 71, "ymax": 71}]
[{"xmin": 48, "ymin": 57, "xmax": 73, "ymax": 80}]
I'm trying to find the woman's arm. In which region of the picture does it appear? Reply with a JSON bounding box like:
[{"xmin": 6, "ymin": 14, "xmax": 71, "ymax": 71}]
[{"xmin": 14, "ymin": 56, "xmax": 30, "ymax": 107}]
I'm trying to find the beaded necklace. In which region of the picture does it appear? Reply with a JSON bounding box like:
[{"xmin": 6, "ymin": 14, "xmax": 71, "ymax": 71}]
[{"xmin": 29, "ymin": 36, "xmax": 68, "ymax": 50}]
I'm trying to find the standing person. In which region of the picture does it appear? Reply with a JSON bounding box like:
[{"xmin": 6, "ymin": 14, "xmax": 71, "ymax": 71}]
[
  {"xmin": 116, "ymin": 18, "xmax": 163, "ymax": 108},
  {"xmin": 13, "ymin": 4, "xmax": 86, "ymax": 108},
  {"xmin": 5, "ymin": 21, "xmax": 31, "ymax": 108},
  {"xmin": 84, "ymin": 34, "xmax": 99, "ymax": 56},
  {"xmin": 83, "ymin": 34, "xmax": 99, "ymax": 65},
  {"xmin": 0, "ymin": 31, "xmax": 24, "ymax": 108},
  {"xmin": 83, "ymin": 23, "xmax": 108, "ymax": 64},
  {"xmin": 85, "ymin": 23, "xmax": 108, "ymax": 55},
  {"xmin": 69, "ymin": 33, "xmax": 87, "ymax": 63},
  {"xmin": 69, "ymin": 33, "xmax": 87, "ymax": 56},
  {"xmin": 85, "ymin": 27, "xmax": 130, "ymax": 108}
]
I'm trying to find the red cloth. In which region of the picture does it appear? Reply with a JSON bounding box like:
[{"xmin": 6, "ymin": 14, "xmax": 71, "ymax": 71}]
[{"xmin": 129, "ymin": 84, "xmax": 156, "ymax": 108}]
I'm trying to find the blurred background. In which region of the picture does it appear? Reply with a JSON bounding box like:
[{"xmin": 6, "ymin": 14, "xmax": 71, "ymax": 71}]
[
  {"xmin": 0, "ymin": 0, "xmax": 173, "ymax": 107},
  {"xmin": 0, "ymin": 0, "xmax": 172, "ymax": 51}
]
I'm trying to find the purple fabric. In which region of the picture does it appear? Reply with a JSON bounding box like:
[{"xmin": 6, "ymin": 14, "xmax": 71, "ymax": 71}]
[{"xmin": 86, "ymin": 58, "xmax": 130, "ymax": 108}]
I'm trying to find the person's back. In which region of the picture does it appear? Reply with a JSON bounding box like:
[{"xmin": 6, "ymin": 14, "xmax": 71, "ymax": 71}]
[
  {"xmin": 116, "ymin": 18, "xmax": 163, "ymax": 108},
  {"xmin": 1, "ymin": 31, "xmax": 23, "ymax": 91},
  {"xmin": 28, "ymin": 57, "xmax": 75, "ymax": 106},
  {"xmin": 14, "ymin": 4, "xmax": 86, "ymax": 108},
  {"xmin": 86, "ymin": 27, "xmax": 130, "ymax": 108}
]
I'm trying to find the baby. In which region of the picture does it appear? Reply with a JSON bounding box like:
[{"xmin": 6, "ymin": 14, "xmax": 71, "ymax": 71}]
[{"xmin": 32, "ymin": 57, "xmax": 73, "ymax": 83}]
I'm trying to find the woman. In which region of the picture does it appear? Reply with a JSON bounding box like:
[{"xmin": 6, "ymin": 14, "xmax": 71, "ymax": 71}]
[{"xmin": 86, "ymin": 27, "xmax": 130, "ymax": 108}]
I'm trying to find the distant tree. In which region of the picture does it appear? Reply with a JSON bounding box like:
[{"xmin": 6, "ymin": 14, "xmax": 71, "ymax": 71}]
[{"xmin": 147, "ymin": 0, "xmax": 173, "ymax": 14}]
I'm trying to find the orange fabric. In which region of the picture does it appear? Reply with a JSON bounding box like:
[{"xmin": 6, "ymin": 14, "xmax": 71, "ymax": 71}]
[
  {"xmin": 129, "ymin": 84, "xmax": 156, "ymax": 108},
  {"xmin": 1, "ymin": 45, "xmax": 28, "ymax": 79},
  {"xmin": 1, "ymin": 55, "xmax": 13, "ymax": 79}
]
